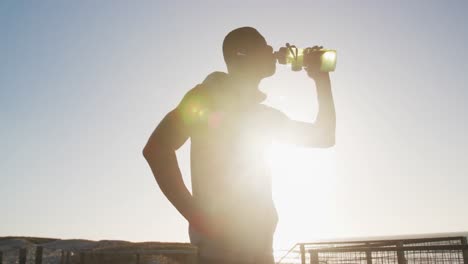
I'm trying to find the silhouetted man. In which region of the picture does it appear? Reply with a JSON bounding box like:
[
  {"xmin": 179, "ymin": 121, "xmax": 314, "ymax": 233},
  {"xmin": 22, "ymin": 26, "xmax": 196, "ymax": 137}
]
[{"xmin": 143, "ymin": 27, "xmax": 336, "ymax": 264}]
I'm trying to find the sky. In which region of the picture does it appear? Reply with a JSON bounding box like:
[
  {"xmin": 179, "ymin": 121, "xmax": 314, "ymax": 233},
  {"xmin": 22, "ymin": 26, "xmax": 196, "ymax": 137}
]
[{"xmin": 1, "ymin": 0, "xmax": 468, "ymax": 252}]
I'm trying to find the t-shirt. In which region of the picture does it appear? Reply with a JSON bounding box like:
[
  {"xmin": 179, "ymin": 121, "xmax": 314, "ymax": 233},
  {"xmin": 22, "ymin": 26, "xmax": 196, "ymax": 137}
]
[{"xmin": 178, "ymin": 72, "xmax": 288, "ymax": 261}]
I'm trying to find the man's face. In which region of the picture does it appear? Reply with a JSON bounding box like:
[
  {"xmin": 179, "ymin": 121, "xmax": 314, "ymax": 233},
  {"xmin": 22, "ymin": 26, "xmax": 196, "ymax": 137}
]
[
  {"xmin": 237, "ymin": 38, "xmax": 276, "ymax": 79},
  {"xmin": 249, "ymin": 42, "xmax": 276, "ymax": 78}
]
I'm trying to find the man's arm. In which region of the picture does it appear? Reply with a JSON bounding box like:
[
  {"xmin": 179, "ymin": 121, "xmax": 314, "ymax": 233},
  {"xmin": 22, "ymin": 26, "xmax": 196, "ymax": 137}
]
[
  {"xmin": 143, "ymin": 87, "xmax": 218, "ymax": 238},
  {"xmin": 142, "ymin": 108, "xmax": 194, "ymax": 221},
  {"xmin": 275, "ymin": 73, "xmax": 336, "ymax": 148}
]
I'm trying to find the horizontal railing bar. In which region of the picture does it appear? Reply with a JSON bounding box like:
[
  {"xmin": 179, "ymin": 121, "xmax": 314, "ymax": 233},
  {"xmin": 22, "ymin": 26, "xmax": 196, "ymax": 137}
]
[
  {"xmin": 299, "ymin": 236, "xmax": 465, "ymax": 247},
  {"xmin": 308, "ymin": 244, "xmax": 468, "ymax": 253},
  {"xmin": 78, "ymin": 249, "xmax": 197, "ymax": 255}
]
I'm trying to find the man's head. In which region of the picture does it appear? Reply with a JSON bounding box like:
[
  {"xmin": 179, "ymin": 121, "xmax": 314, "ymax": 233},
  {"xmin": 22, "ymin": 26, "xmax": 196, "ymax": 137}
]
[{"xmin": 222, "ymin": 27, "xmax": 276, "ymax": 79}]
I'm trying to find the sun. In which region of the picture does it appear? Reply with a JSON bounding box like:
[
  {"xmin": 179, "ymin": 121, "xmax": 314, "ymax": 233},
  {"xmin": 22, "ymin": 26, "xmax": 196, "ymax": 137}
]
[
  {"xmin": 265, "ymin": 142, "xmax": 338, "ymax": 250},
  {"xmin": 265, "ymin": 142, "xmax": 336, "ymax": 197}
]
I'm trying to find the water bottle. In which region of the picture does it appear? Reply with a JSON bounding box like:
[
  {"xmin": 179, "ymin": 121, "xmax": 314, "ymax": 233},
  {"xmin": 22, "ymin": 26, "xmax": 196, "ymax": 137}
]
[{"xmin": 275, "ymin": 43, "xmax": 337, "ymax": 72}]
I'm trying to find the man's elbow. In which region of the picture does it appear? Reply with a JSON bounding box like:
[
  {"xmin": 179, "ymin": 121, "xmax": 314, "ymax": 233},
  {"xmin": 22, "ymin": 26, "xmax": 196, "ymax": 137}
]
[
  {"xmin": 143, "ymin": 142, "xmax": 161, "ymax": 160},
  {"xmin": 315, "ymin": 125, "xmax": 335, "ymax": 148},
  {"xmin": 317, "ymin": 135, "xmax": 335, "ymax": 148},
  {"xmin": 325, "ymin": 136, "xmax": 336, "ymax": 147},
  {"xmin": 143, "ymin": 141, "xmax": 174, "ymax": 160},
  {"xmin": 142, "ymin": 145, "xmax": 151, "ymax": 160},
  {"xmin": 143, "ymin": 144, "xmax": 154, "ymax": 160},
  {"xmin": 314, "ymin": 124, "xmax": 335, "ymax": 148}
]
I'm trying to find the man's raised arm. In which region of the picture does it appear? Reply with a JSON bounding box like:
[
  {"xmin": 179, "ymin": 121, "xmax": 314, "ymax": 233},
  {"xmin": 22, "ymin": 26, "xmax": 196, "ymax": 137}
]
[
  {"xmin": 308, "ymin": 72, "xmax": 336, "ymax": 146},
  {"xmin": 274, "ymin": 72, "xmax": 336, "ymax": 148}
]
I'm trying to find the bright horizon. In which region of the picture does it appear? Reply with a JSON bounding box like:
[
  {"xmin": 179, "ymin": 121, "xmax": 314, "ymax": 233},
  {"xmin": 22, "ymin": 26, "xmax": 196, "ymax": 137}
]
[{"xmin": 1, "ymin": 0, "xmax": 468, "ymax": 252}]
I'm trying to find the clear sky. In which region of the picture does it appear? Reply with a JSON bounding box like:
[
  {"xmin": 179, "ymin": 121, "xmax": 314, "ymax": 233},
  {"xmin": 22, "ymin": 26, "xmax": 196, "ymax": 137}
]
[{"xmin": 1, "ymin": 0, "xmax": 467, "ymax": 251}]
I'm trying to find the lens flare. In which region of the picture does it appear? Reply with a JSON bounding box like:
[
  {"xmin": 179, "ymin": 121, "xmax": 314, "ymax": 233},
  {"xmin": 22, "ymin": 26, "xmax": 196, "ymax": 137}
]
[{"xmin": 180, "ymin": 95, "xmax": 210, "ymax": 124}]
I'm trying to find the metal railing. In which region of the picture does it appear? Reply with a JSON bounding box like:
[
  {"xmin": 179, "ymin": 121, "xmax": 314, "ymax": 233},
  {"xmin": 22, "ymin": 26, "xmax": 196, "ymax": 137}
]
[
  {"xmin": 0, "ymin": 246, "xmax": 197, "ymax": 264},
  {"xmin": 277, "ymin": 236, "xmax": 468, "ymax": 264},
  {"xmin": 3, "ymin": 236, "xmax": 467, "ymax": 263}
]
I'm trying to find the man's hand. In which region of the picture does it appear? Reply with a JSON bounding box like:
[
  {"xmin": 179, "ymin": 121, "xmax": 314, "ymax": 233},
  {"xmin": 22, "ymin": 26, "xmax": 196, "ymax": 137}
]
[
  {"xmin": 304, "ymin": 45, "xmax": 330, "ymax": 82},
  {"xmin": 272, "ymin": 44, "xmax": 336, "ymax": 148},
  {"xmin": 189, "ymin": 210, "xmax": 224, "ymax": 239}
]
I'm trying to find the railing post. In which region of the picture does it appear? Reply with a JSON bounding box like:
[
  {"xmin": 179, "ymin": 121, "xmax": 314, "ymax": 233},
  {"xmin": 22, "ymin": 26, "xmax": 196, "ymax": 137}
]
[
  {"xmin": 396, "ymin": 242, "xmax": 406, "ymax": 264},
  {"xmin": 66, "ymin": 251, "xmax": 71, "ymax": 264},
  {"xmin": 19, "ymin": 248, "xmax": 27, "ymax": 264},
  {"xmin": 60, "ymin": 250, "xmax": 65, "ymax": 264},
  {"xmin": 366, "ymin": 249, "xmax": 373, "ymax": 264},
  {"xmin": 89, "ymin": 252, "xmax": 95, "ymax": 264},
  {"xmin": 35, "ymin": 246, "xmax": 43, "ymax": 264},
  {"xmin": 195, "ymin": 248, "xmax": 200, "ymax": 264},
  {"xmin": 461, "ymin": 237, "xmax": 468, "ymax": 264},
  {"xmin": 80, "ymin": 252, "xmax": 86, "ymax": 264},
  {"xmin": 309, "ymin": 250, "xmax": 319, "ymax": 264},
  {"xmin": 136, "ymin": 253, "xmax": 140, "ymax": 264},
  {"xmin": 300, "ymin": 244, "xmax": 306, "ymax": 264},
  {"xmin": 0, "ymin": 251, "xmax": 3, "ymax": 264},
  {"xmin": 187, "ymin": 251, "xmax": 197, "ymax": 264}
]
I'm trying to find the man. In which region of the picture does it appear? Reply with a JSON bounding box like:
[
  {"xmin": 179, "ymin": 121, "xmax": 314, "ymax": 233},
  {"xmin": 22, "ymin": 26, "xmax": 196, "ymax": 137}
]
[{"xmin": 143, "ymin": 27, "xmax": 336, "ymax": 264}]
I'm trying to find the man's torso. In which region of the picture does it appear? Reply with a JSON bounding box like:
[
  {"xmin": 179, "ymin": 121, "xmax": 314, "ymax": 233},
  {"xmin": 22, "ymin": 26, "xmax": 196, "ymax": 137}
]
[{"xmin": 181, "ymin": 74, "xmax": 281, "ymax": 259}]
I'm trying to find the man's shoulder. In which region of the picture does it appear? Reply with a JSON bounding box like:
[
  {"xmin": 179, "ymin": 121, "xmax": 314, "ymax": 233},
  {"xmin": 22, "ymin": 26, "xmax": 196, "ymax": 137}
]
[
  {"xmin": 180, "ymin": 72, "xmax": 228, "ymax": 102},
  {"xmin": 178, "ymin": 83, "xmax": 212, "ymax": 107},
  {"xmin": 188, "ymin": 72, "xmax": 228, "ymax": 96}
]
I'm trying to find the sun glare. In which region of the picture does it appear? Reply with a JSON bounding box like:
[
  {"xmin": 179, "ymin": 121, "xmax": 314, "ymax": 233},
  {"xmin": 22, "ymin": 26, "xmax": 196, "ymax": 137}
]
[{"xmin": 266, "ymin": 143, "xmax": 338, "ymax": 249}]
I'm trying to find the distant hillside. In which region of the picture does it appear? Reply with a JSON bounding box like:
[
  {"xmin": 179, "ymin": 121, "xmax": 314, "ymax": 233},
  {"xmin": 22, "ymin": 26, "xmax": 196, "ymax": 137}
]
[
  {"xmin": 0, "ymin": 236, "xmax": 193, "ymax": 250},
  {"xmin": 0, "ymin": 236, "xmax": 196, "ymax": 264}
]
